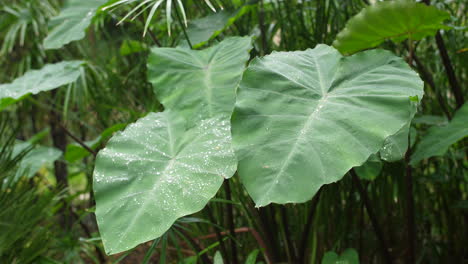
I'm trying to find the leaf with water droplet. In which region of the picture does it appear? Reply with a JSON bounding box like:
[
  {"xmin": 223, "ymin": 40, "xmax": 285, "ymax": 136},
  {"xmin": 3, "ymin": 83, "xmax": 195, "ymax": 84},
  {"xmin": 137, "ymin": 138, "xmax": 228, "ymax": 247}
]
[
  {"xmin": 94, "ymin": 111, "xmax": 237, "ymax": 254},
  {"xmin": 231, "ymin": 44, "xmax": 423, "ymax": 206}
]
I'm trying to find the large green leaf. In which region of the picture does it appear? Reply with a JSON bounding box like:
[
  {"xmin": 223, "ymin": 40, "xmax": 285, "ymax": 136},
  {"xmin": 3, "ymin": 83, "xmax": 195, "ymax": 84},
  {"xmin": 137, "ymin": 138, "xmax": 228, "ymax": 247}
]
[
  {"xmin": 0, "ymin": 61, "xmax": 84, "ymax": 110},
  {"xmin": 43, "ymin": 0, "xmax": 108, "ymax": 50},
  {"xmin": 94, "ymin": 111, "xmax": 237, "ymax": 254},
  {"xmin": 231, "ymin": 45, "xmax": 423, "ymax": 206},
  {"xmin": 333, "ymin": 0, "xmax": 450, "ymax": 54},
  {"xmin": 411, "ymin": 103, "xmax": 468, "ymax": 165},
  {"xmin": 147, "ymin": 37, "xmax": 252, "ymax": 127}
]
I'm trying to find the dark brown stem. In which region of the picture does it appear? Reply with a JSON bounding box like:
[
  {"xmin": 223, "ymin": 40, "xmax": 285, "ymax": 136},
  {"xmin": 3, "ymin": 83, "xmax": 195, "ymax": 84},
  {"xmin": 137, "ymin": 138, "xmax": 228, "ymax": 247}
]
[
  {"xmin": 258, "ymin": 0, "xmax": 268, "ymax": 55},
  {"xmin": 281, "ymin": 206, "xmax": 297, "ymax": 263},
  {"xmin": 147, "ymin": 28, "xmax": 162, "ymax": 47},
  {"xmin": 176, "ymin": 227, "xmax": 213, "ymax": 264},
  {"xmin": 223, "ymin": 180, "xmax": 238, "ymax": 264},
  {"xmin": 421, "ymin": 0, "xmax": 464, "ymax": 109},
  {"xmin": 434, "ymin": 32, "xmax": 464, "ymax": 109},
  {"xmin": 49, "ymin": 91, "xmax": 70, "ymax": 229},
  {"xmin": 404, "ymin": 135, "xmax": 416, "ymax": 264},
  {"xmin": 298, "ymin": 188, "xmax": 322, "ymax": 264},
  {"xmin": 59, "ymin": 123, "xmax": 97, "ymax": 157},
  {"xmin": 351, "ymin": 170, "xmax": 393, "ymax": 264},
  {"xmin": 412, "ymin": 54, "xmax": 452, "ymax": 120},
  {"xmin": 206, "ymin": 205, "xmax": 229, "ymax": 264}
]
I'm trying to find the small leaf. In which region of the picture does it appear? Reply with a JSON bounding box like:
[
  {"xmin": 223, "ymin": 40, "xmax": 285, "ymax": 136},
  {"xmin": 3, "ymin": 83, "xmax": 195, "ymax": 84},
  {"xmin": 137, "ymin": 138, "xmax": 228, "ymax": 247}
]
[
  {"xmin": 245, "ymin": 249, "xmax": 260, "ymax": 264},
  {"xmin": 322, "ymin": 248, "xmax": 359, "ymax": 264},
  {"xmin": 65, "ymin": 123, "xmax": 126, "ymax": 163},
  {"xmin": 43, "ymin": 0, "xmax": 108, "ymax": 50},
  {"xmin": 333, "ymin": 0, "xmax": 450, "ymax": 54},
  {"xmin": 232, "ymin": 45, "xmax": 423, "ymax": 206},
  {"xmin": 214, "ymin": 251, "xmax": 224, "ymax": 264},
  {"xmin": 354, "ymin": 154, "xmax": 382, "ymax": 181},
  {"xmin": 13, "ymin": 142, "xmax": 62, "ymax": 180},
  {"xmin": 0, "ymin": 61, "xmax": 83, "ymax": 110},
  {"xmin": 411, "ymin": 103, "xmax": 468, "ymax": 165},
  {"xmin": 120, "ymin": 40, "xmax": 148, "ymax": 56},
  {"xmin": 184, "ymin": 6, "xmax": 253, "ymax": 48},
  {"xmin": 94, "ymin": 111, "xmax": 237, "ymax": 254}
]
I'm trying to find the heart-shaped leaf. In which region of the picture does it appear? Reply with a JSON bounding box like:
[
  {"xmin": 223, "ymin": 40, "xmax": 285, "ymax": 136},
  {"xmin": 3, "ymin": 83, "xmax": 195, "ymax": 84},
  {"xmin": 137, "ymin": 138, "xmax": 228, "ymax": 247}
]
[
  {"xmin": 333, "ymin": 0, "xmax": 450, "ymax": 54},
  {"xmin": 147, "ymin": 37, "xmax": 252, "ymax": 127},
  {"xmin": 94, "ymin": 111, "xmax": 237, "ymax": 254},
  {"xmin": 231, "ymin": 45, "xmax": 423, "ymax": 206}
]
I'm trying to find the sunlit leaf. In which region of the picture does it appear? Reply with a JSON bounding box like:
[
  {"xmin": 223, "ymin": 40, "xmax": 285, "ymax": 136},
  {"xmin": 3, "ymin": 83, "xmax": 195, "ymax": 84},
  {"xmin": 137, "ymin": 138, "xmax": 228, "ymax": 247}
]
[
  {"xmin": 232, "ymin": 45, "xmax": 423, "ymax": 206},
  {"xmin": 333, "ymin": 0, "xmax": 450, "ymax": 54},
  {"xmin": 94, "ymin": 111, "xmax": 237, "ymax": 254}
]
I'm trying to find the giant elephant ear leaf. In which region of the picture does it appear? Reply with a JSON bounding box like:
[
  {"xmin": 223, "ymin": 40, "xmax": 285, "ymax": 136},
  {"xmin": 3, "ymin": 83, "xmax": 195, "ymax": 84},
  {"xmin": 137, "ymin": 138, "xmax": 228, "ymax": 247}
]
[
  {"xmin": 0, "ymin": 61, "xmax": 84, "ymax": 110},
  {"xmin": 43, "ymin": 0, "xmax": 108, "ymax": 50},
  {"xmin": 147, "ymin": 37, "xmax": 252, "ymax": 127},
  {"xmin": 231, "ymin": 45, "xmax": 423, "ymax": 206},
  {"xmin": 94, "ymin": 111, "xmax": 237, "ymax": 254},
  {"xmin": 333, "ymin": 0, "xmax": 450, "ymax": 54},
  {"xmin": 411, "ymin": 103, "xmax": 468, "ymax": 165}
]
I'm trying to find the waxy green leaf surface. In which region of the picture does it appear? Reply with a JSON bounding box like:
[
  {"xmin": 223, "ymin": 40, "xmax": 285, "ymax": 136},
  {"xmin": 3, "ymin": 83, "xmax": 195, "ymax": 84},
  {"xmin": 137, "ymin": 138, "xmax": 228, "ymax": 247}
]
[
  {"xmin": 148, "ymin": 37, "xmax": 252, "ymax": 126},
  {"xmin": 232, "ymin": 45, "xmax": 423, "ymax": 206},
  {"xmin": 333, "ymin": 0, "xmax": 450, "ymax": 54},
  {"xmin": 94, "ymin": 112, "xmax": 237, "ymax": 254},
  {"xmin": 43, "ymin": 0, "xmax": 108, "ymax": 50},
  {"xmin": 411, "ymin": 103, "xmax": 468, "ymax": 165},
  {"xmin": 0, "ymin": 61, "xmax": 83, "ymax": 110}
]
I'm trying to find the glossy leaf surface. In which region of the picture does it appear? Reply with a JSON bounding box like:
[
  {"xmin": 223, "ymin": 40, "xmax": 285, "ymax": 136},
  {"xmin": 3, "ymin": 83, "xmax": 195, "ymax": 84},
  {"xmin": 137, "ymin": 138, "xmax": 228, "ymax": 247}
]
[
  {"xmin": 148, "ymin": 37, "xmax": 252, "ymax": 127},
  {"xmin": 94, "ymin": 111, "xmax": 237, "ymax": 254},
  {"xmin": 232, "ymin": 45, "xmax": 423, "ymax": 206},
  {"xmin": 0, "ymin": 61, "xmax": 83, "ymax": 110},
  {"xmin": 43, "ymin": 0, "xmax": 108, "ymax": 50},
  {"xmin": 411, "ymin": 103, "xmax": 468, "ymax": 165},
  {"xmin": 333, "ymin": 0, "xmax": 450, "ymax": 54}
]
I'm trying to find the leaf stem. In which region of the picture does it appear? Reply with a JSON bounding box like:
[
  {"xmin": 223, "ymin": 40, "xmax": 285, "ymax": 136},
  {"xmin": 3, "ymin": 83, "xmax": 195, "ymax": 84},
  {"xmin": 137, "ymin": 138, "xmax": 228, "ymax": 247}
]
[
  {"xmin": 404, "ymin": 135, "xmax": 416, "ymax": 264},
  {"xmin": 298, "ymin": 188, "xmax": 322, "ymax": 264},
  {"xmin": 223, "ymin": 180, "xmax": 239, "ymax": 264},
  {"xmin": 206, "ymin": 205, "xmax": 229, "ymax": 264},
  {"xmin": 174, "ymin": 4, "xmax": 192, "ymax": 49},
  {"xmin": 351, "ymin": 169, "xmax": 393, "ymax": 264}
]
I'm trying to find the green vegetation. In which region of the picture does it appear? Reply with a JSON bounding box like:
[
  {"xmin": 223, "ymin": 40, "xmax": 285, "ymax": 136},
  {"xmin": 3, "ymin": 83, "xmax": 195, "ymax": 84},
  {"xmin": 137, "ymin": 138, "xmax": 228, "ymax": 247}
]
[{"xmin": 1, "ymin": 0, "xmax": 466, "ymax": 263}]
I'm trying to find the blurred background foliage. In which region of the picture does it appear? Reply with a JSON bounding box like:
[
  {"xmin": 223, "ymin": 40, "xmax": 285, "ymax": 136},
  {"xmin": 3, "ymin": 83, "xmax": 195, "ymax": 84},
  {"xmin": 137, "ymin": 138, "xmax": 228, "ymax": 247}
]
[{"xmin": 0, "ymin": 0, "xmax": 466, "ymax": 263}]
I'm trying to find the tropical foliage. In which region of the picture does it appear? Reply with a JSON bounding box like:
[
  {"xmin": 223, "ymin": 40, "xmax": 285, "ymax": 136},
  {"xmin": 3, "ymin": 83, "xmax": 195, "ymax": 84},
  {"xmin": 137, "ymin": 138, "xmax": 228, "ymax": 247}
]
[{"xmin": 1, "ymin": 0, "xmax": 466, "ymax": 263}]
